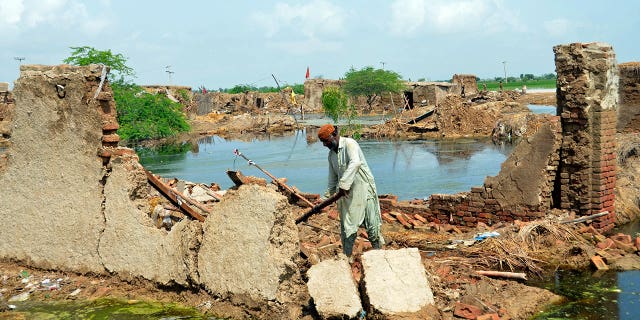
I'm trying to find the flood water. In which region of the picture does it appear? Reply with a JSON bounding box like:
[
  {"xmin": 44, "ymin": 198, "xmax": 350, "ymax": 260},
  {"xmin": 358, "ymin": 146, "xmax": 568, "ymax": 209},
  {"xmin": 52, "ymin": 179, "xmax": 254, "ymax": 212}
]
[{"xmin": 137, "ymin": 131, "xmax": 514, "ymax": 200}]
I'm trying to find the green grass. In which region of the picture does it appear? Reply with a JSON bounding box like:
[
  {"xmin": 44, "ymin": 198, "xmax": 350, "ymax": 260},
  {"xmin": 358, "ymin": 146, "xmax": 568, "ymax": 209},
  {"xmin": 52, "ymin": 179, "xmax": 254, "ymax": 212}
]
[{"xmin": 478, "ymin": 79, "xmax": 556, "ymax": 91}]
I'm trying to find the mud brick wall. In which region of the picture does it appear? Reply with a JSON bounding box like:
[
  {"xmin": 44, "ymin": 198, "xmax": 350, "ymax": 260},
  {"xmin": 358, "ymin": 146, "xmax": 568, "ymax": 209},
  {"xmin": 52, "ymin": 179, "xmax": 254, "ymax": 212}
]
[
  {"xmin": 379, "ymin": 116, "xmax": 563, "ymax": 227},
  {"xmin": 451, "ymin": 74, "xmax": 478, "ymax": 96},
  {"xmin": 554, "ymin": 42, "xmax": 618, "ymax": 233},
  {"xmin": 617, "ymin": 62, "xmax": 640, "ymax": 133}
]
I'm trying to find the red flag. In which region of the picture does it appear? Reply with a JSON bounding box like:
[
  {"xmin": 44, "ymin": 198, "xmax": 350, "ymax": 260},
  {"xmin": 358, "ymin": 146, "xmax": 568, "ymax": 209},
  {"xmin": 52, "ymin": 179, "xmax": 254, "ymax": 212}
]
[{"xmin": 305, "ymin": 66, "xmax": 310, "ymax": 79}]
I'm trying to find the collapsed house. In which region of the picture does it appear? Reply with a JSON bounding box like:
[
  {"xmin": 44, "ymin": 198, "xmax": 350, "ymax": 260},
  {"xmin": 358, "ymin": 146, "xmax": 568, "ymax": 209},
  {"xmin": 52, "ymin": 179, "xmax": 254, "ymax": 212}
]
[
  {"xmin": 0, "ymin": 42, "xmax": 637, "ymax": 318},
  {"xmin": 302, "ymin": 78, "xmax": 462, "ymax": 113}
]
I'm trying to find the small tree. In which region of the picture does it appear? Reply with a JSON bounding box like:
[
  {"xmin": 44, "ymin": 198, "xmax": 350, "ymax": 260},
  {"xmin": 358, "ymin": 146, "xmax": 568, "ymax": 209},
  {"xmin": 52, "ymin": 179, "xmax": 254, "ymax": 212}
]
[
  {"xmin": 342, "ymin": 66, "xmax": 405, "ymax": 112},
  {"xmin": 321, "ymin": 86, "xmax": 350, "ymax": 123},
  {"xmin": 63, "ymin": 46, "xmax": 190, "ymax": 142},
  {"xmin": 321, "ymin": 86, "xmax": 360, "ymax": 138},
  {"xmin": 63, "ymin": 46, "xmax": 135, "ymax": 84}
]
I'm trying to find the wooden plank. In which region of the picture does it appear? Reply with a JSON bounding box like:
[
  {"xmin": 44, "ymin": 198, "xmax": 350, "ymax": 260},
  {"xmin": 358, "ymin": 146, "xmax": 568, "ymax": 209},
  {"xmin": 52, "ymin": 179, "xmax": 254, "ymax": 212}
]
[
  {"xmin": 591, "ymin": 255, "xmax": 609, "ymax": 270},
  {"xmin": 145, "ymin": 170, "xmax": 205, "ymax": 222}
]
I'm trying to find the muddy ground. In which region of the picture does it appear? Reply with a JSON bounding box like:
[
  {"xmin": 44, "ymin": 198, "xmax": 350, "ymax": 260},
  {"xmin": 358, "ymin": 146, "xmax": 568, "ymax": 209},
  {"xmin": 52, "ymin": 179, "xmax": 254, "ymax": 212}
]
[{"xmin": 2, "ymin": 90, "xmax": 640, "ymax": 319}]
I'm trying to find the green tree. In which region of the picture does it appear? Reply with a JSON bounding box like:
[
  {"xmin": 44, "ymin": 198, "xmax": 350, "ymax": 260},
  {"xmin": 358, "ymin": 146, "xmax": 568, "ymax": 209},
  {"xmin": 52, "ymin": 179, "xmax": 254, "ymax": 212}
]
[
  {"xmin": 321, "ymin": 86, "xmax": 351, "ymax": 123},
  {"xmin": 63, "ymin": 46, "xmax": 190, "ymax": 142},
  {"xmin": 342, "ymin": 66, "xmax": 405, "ymax": 112},
  {"xmin": 63, "ymin": 46, "xmax": 135, "ymax": 84},
  {"xmin": 321, "ymin": 86, "xmax": 360, "ymax": 138}
]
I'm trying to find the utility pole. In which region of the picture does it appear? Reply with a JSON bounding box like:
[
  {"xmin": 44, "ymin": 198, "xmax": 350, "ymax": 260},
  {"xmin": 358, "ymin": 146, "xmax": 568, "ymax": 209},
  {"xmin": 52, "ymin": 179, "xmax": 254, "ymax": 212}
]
[
  {"xmin": 502, "ymin": 61, "xmax": 508, "ymax": 84},
  {"xmin": 380, "ymin": 61, "xmax": 386, "ymax": 70},
  {"xmin": 165, "ymin": 65, "xmax": 174, "ymax": 84},
  {"xmin": 14, "ymin": 57, "xmax": 25, "ymax": 64}
]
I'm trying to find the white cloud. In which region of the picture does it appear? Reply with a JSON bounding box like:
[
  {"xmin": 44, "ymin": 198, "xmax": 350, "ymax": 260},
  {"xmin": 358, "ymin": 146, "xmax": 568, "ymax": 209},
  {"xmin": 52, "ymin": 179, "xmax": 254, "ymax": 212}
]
[
  {"xmin": 0, "ymin": 0, "xmax": 24, "ymax": 25},
  {"xmin": 390, "ymin": 0, "xmax": 426, "ymax": 34},
  {"xmin": 389, "ymin": 0, "xmax": 525, "ymax": 36},
  {"xmin": 251, "ymin": 0, "xmax": 346, "ymax": 39},
  {"xmin": 543, "ymin": 18, "xmax": 571, "ymax": 37},
  {"xmin": 0, "ymin": 0, "xmax": 109, "ymax": 35},
  {"xmin": 268, "ymin": 36, "xmax": 342, "ymax": 55}
]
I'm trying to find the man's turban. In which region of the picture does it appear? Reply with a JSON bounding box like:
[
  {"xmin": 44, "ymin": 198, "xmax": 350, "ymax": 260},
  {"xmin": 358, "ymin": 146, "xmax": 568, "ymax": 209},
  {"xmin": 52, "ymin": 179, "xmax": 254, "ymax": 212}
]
[{"xmin": 317, "ymin": 124, "xmax": 335, "ymax": 140}]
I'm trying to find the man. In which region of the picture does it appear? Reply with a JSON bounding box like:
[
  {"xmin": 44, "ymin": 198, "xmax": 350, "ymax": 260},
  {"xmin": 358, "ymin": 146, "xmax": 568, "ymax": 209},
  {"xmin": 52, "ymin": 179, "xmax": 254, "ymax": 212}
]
[{"xmin": 315, "ymin": 124, "xmax": 384, "ymax": 259}]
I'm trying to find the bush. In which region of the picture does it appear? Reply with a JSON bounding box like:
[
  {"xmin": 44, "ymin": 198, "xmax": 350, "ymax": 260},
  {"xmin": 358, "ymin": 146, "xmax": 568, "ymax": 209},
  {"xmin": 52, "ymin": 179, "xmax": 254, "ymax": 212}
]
[{"xmin": 113, "ymin": 83, "xmax": 190, "ymax": 142}]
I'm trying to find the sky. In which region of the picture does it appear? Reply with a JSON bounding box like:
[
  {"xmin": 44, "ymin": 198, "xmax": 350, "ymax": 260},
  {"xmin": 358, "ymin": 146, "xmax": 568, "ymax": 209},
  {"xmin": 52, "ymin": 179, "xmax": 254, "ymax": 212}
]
[{"xmin": 1, "ymin": 0, "xmax": 639, "ymax": 90}]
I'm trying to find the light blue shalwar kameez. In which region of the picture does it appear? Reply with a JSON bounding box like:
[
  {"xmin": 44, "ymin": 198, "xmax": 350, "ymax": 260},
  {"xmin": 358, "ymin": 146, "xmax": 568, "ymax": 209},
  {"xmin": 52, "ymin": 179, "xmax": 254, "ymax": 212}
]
[{"xmin": 324, "ymin": 136, "xmax": 384, "ymax": 256}]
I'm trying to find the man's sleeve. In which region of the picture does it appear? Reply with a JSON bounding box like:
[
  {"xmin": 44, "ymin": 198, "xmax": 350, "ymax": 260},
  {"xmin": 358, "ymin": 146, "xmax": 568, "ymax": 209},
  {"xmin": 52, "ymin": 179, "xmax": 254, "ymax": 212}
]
[
  {"xmin": 324, "ymin": 153, "xmax": 338, "ymax": 199},
  {"xmin": 338, "ymin": 139, "xmax": 362, "ymax": 191}
]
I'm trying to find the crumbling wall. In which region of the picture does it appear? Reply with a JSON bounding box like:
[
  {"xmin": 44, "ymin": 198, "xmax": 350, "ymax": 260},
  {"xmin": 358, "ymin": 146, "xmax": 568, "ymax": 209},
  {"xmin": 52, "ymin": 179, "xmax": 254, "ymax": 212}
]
[
  {"xmin": 452, "ymin": 74, "xmax": 478, "ymax": 96},
  {"xmin": 193, "ymin": 91, "xmax": 293, "ymax": 116},
  {"xmin": 0, "ymin": 65, "xmax": 307, "ymax": 314},
  {"xmin": 617, "ymin": 62, "xmax": 640, "ymax": 133},
  {"xmin": 304, "ymin": 79, "xmax": 457, "ymax": 113},
  {"xmin": 380, "ymin": 116, "xmax": 562, "ymax": 226},
  {"xmin": 0, "ymin": 65, "xmax": 109, "ymax": 272},
  {"xmin": 0, "ymin": 82, "xmax": 14, "ymax": 165},
  {"xmin": 303, "ymin": 78, "xmax": 344, "ymax": 112},
  {"xmin": 554, "ymin": 42, "xmax": 618, "ymax": 232}
]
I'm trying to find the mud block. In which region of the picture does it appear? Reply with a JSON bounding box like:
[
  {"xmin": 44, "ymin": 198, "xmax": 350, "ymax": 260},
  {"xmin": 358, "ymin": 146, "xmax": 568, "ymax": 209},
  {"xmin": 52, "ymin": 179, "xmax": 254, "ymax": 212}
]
[
  {"xmin": 362, "ymin": 248, "xmax": 435, "ymax": 315},
  {"xmin": 454, "ymin": 302, "xmax": 483, "ymax": 319},
  {"xmin": 307, "ymin": 258, "xmax": 362, "ymax": 319},
  {"xmin": 591, "ymin": 255, "xmax": 609, "ymax": 270},
  {"xmin": 0, "ymin": 82, "xmax": 8, "ymax": 92}
]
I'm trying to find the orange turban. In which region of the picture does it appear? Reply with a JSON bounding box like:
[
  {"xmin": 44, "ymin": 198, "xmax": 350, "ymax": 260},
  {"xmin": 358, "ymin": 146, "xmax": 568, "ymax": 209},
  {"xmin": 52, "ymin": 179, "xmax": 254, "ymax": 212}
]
[{"xmin": 317, "ymin": 124, "xmax": 335, "ymax": 140}]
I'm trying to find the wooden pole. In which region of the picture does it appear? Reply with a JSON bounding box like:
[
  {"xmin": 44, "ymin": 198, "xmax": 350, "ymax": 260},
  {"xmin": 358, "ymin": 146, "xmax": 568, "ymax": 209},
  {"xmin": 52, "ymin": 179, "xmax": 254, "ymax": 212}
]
[
  {"xmin": 145, "ymin": 170, "xmax": 206, "ymax": 222},
  {"xmin": 233, "ymin": 149, "xmax": 314, "ymax": 208},
  {"xmin": 476, "ymin": 270, "xmax": 527, "ymax": 280}
]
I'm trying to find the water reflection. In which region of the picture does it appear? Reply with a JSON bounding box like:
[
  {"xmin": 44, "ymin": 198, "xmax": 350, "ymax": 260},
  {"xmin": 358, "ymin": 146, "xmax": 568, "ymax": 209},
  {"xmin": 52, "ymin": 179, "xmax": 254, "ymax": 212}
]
[
  {"xmin": 531, "ymin": 270, "xmax": 640, "ymax": 320},
  {"xmin": 138, "ymin": 130, "xmax": 514, "ymax": 200},
  {"xmin": 528, "ymin": 104, "xmax": 556, "ymax": 115}
]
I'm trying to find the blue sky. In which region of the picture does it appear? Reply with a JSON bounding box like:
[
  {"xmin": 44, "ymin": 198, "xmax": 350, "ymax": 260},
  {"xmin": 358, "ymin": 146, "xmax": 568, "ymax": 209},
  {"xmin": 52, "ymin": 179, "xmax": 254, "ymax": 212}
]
[{"xmin": 1, "ymin": 0, "xmax": 638, "ymax": 89}]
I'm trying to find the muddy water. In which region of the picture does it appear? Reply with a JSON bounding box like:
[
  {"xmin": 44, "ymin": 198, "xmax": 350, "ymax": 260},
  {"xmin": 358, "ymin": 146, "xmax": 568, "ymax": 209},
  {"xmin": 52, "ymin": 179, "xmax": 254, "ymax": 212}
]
[
  {"xmin": 137, "ymin": 130, "xmax": 514, "ymax": 200},
  {"xmin": 532, "ymin": 220, "xmax": 640, "ymax": 320},
  {"xmin": 8, "ymin": 298, "xmax": 217, "ymax": 319}
]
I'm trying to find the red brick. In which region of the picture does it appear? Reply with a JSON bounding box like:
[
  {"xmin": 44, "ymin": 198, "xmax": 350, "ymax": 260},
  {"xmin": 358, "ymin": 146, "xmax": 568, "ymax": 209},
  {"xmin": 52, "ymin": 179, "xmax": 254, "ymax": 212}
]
[
  {"xmin": 454, "ymin": 302, "xmax": 483, "ymax": 319},
  {"xmin": 477, "ymin": 314, "xmax": 500, "ymax": 320}
]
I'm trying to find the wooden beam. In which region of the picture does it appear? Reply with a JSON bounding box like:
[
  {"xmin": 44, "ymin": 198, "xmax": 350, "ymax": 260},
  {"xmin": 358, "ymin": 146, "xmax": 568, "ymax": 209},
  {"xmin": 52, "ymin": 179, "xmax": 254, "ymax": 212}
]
[{"xmin": 145, "ymin": 170, "xmax": 206, "ymax": 222}]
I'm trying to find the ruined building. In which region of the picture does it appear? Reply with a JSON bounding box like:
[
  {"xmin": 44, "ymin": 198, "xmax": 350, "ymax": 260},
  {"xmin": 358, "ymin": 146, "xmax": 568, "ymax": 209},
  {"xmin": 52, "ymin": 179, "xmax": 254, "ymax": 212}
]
[{"xmin": 380, "ymin": 42, "xmax": 620, "ymax": 233}]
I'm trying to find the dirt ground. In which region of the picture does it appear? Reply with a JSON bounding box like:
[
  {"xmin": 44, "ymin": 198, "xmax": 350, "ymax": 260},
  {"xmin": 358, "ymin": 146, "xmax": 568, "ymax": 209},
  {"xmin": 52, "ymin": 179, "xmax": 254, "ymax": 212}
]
[{"xmin": 3, "ymin": 90, "xmax": 640, "ymax": 319}]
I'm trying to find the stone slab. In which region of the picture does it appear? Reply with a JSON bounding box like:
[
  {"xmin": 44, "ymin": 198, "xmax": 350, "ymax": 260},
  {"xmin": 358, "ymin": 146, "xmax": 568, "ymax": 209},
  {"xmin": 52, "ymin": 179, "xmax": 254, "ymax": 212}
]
[
  {"xmin": 362, "ymin": 248, "xmax": 434, "ymax": 314},
  {"xmin": 307, "ymin": 258, "xmax": 362, "ymax": 319}
]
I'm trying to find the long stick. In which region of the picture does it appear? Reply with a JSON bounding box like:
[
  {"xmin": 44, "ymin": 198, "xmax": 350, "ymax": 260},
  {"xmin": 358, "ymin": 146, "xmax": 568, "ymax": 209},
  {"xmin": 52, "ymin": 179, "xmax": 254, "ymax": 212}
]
[
  {"xmin": 145, "ymin": 170, "xmax": 206, "ymax": 222},
  {"xmin": 475, "ymin": 270, "xmax": 527, "ymax": 280},
  {"xmin": 560, "ymin": 211, "xmax": 609, "ymax": 224},
  {"xmin": 295, "ymin": 191, "xmax": 343, "ymax": 224},
  {"xmin": 233, "ymin": 149, "xmax": 314, "ymax": 208}
]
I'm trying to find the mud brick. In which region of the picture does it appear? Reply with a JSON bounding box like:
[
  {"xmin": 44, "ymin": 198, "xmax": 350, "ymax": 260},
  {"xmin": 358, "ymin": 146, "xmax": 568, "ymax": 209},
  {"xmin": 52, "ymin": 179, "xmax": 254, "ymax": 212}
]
[
  {"xmin": 478, "ymin": 213, "xmax": 493, "ymax": 219},
  {"xmin": 611, "ymin": 233, "xmax": 632, "ymax": 244},
  {"xmin": 409, "ymin": 219, "xmax": 424, "ymax": 227},
  {"xmin": 477, "ymin": 314, "xmax": 500, "ymax": 320},
  {"xmin": 413, "ymin": 214, "xmax": 427, "ymax": 223},
  {"xmin": 469, "ymin": 201, "xmax": 485, "ymax": 207},
  {"xmin": 382, "ymin": 213, "xmax": 396, "ymax": 223},
  {"xmin": 100, "ymin": 131, "xmax": 120, "ymax": 142},
  {"xmin": 396, "ymin": 214, "xmax": 411, "ymax": 229},
  {"xmin": 612, "ymin": 239, "xmax": 636, "ymax": 253},
  {"xmin": 98, "ymin": 149, "xmax": 112, "ymax": 158},
  {"xmin": 470, "ymin": 187, "xmax": 484, "ymax": 193},
  {"xmin": 462, "ymin": 216, "xmax": 476, "ymax": 222},
  {"xmin": 595, "ymin": 238, "xmax": 615, "ymax": 250},
  {"xmin": 102, "ymin": 121, "xmax": 119, "ymax": 131}
]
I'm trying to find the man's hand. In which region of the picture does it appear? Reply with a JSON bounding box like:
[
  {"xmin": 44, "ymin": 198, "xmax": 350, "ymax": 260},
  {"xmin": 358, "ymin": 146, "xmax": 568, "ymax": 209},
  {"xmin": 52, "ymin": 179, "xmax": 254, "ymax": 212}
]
[{"xmin": 309, "ymin": 205, "xmax": 322, "ymax": 214}]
